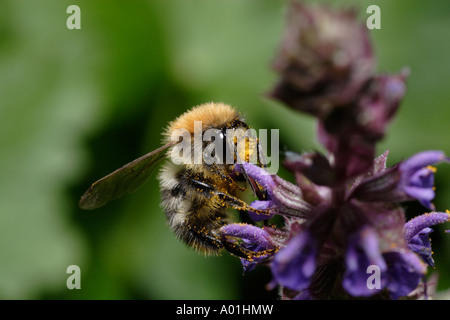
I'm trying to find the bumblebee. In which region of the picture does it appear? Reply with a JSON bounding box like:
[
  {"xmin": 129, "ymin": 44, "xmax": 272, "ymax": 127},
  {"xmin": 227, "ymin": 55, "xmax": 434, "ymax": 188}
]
[{"xmin": 79, "ymin": 102, "xmax": 274, "ymax": 259}]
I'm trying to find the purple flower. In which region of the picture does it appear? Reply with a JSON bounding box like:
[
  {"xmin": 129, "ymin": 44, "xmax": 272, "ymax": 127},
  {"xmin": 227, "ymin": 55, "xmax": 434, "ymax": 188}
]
[
  {"xmin": 236, "ymin": 159, "xmax": 449, "ymax": 299},
  {"xmin": 404, "ymin": 211, "xmax": 450, "ymax": 266},
  {"xmin": 270, "ymin": 2, "xmax": 374, "ymax": 119},
  {"xmin": 342, "ymin": 226, "xmax": 387, "ymax": 297},
  {"xmin": 398, "ymin": 151, "xmax": 450, "ymax": 210},
  {"xmin": 408, "ymin": 228, "xmax": 434, "ymax": 267},
  {"xmin": 220, "ymin": 223, "xmax": 278, "ymax": 273},
  {"xmin": 383, "ymin": 250, "xmax": 427, "ymax": 299},
  {"xmin": 271, "ymin": 230, "xmax": 318, "ymax": 291},
  {"xmin": 214, "ymin": 2, "xmax": 450, "ymax": 300},
  {"xmin": 351, "ymin": 150, "xmax": 449, "ymax": 210},
  {"xmin": 235, "ymin": 162, "xmax": 311, "ymax": 221}
]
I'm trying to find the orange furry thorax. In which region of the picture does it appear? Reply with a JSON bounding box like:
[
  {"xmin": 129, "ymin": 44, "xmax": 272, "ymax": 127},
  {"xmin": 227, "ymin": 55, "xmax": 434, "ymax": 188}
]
[{"xmin": 164, "ymin": 102, "xmax": 242, "ymax": 138}]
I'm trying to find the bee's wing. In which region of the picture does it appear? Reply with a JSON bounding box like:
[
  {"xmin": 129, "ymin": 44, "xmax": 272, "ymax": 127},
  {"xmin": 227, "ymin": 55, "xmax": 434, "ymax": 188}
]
[{"xmin": 79, "ymin": 141, "xmax": 176, "ymax": 210}]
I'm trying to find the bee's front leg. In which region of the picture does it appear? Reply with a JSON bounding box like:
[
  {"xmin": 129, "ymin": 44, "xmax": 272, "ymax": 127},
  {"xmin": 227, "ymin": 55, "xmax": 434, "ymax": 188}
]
[{"xmin": 213, "ymin": 191, "xmax": 272, "ymax": 218}]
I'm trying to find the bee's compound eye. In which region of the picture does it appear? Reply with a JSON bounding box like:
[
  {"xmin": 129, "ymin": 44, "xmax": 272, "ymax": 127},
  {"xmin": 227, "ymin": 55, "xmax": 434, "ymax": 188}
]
[{"xmin": 202, "ymin": 129, "xmax": 228, "ymax": 165}]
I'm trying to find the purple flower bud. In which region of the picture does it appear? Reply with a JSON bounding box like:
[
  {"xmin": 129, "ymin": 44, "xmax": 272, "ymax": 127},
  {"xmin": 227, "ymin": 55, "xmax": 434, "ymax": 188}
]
[
  {"xmin": 283, "ymin": 152, "xmax": 333, "ymax": 206},
  {"xmin": 350, "ymin": 165, "xmax": 401, "ymax": 202},
  {"xmin": 355, "ymin": 72, "xmax": 408, "ymax": 141},
  {"xmin": 315, "ymin": 71, "xmax": 407, "ymax": 181},
  {"xmin": 317, "ymin": 123, "xmax": 376, "ymax": 180},
  {"xmin": 270, "ymin": 2, "xmax": 374, "ymax": 118},
  {"xmin": 319, "ymin": 71, "xmax": 408, "ymax": 141},
  {"xmin": 283, "ymin": 151, "xmax": 335, "ymax": 187}
]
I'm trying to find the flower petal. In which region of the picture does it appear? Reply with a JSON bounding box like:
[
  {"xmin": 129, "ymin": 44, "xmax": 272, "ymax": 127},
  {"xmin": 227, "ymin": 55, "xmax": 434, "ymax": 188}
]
[
  {"xmin": 408, "ymin": 227, "xmax": 434, "ymax": 267},
  {"xmin": 383, "ymin": 250, "xmax": 427, "ymax": 299},
  {"xmin": 342, "ymin": 226, "xmax": 387, "ymax": 296},
  {"xmin": 400, "ymin": 150, "xmax": 448, "ymax": 174},
  {"xmin": 409, "ymin": 167, "xmax": 434, "ymax": 188},
  {"xmin": 404, "ymin": 211, "xmax": 450, "ymax": 243},
  {"xmin": 397, "ymin": 151, "xmax": 449, "ymax": 209},
  {"xmin": 221, "ymin": 223, "xmax": 274, "ymax": 249},
  {"xmin": 221, "ymin": 223, "xmax": 277, "ymax": 273},
  {"xmin": 271, "ymin": 230, "xmax": 318, "ymax": 291},
  {"xmin": 248, "ymin": 200, "xmax": 275, "ymax": 221},
  {"xmin": 403, "ymin": 186, "xmax": 435, "ymax": 209},
  {"xmin": 235, "ymin": 162, "xmax": 311, "ymax": 219}
]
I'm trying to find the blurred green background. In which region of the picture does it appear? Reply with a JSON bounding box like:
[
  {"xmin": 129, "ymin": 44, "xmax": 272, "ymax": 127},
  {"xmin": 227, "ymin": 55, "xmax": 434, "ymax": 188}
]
[{"xmin": 1, "ymin": 0, "xmax": 449, "ymax": 299}]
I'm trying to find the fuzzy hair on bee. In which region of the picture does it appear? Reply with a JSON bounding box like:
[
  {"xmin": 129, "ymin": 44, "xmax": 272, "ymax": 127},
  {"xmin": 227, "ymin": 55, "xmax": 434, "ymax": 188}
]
[
  {"xmin": 159, "ymin": 102, "xmax": 272, "ymax": 257},
  {"xmin": 79, "ymin": 102, "xmax": 275, "ymax": 260}
]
